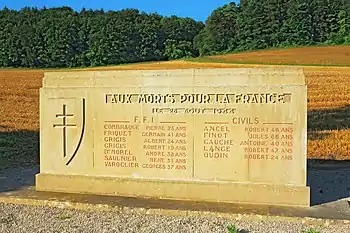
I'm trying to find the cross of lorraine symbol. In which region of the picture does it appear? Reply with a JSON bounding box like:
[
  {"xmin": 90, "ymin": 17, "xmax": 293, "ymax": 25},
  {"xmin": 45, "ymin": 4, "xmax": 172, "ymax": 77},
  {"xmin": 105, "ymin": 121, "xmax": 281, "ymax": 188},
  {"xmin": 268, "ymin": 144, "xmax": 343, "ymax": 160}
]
[{"xmin": 53, "ymin": 98, "xmax": 86, "ymax": 166}]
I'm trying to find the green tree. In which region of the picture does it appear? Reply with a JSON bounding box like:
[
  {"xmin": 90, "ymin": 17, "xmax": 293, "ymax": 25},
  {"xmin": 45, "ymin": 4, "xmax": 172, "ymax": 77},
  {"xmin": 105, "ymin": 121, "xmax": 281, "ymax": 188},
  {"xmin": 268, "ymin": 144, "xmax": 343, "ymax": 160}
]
[
  {"xmin": 164, "ymin": 39, "xmax": 194, "ymax": 59},
  {"xmin": 331, "ymin": 10, "xmax": 350, "ymax": 44},
  {"xmin": 161, "ymin": 16, "xmax": 204, "ymax": 58},
  {"xmin": 135, "ymin": 12, "xmax": 164, "ymax": 61},
  {"xmin": 282, "ymin": 0, "xmax": 315, "ymax": 45},
  {"xmin": 85, "ymin": 9, "xmax": 109, "ymax": 67},
  {"xmin": 236, "ymin": 0, "xmax": 293, "ymax": 50},
  {"xmin": 1, "ymin": 1, "xmax": 349, "ymax": 68},
  {"xmin": 0, "ymin": 8, "xmax": 16, "ymax": 67},
  {"xmin": 194, "ymin": 2, "xmax": 238, "ymax": 55},
  {"xmin": 39, "ymin": 7, "xmax": 81, "ymax": 68}
]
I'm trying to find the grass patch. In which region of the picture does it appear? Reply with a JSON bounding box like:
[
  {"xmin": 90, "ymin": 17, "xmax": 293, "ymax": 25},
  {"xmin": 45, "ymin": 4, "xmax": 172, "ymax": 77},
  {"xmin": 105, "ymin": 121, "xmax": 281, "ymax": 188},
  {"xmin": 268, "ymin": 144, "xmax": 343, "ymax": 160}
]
[
  {"xmin": 225, "ymin": 224, "xmax": 322, "ymax": 233},
  {"xmin": 56, "ymin": 214, "xmax": 72, "ymax": 221},
  {"xmin": 302, "ymin": 228, "xmax": 321, "ymax": 233},
  {"xmin": 227, "ymin": 224, "xmax": 244, "ymax": 233}
]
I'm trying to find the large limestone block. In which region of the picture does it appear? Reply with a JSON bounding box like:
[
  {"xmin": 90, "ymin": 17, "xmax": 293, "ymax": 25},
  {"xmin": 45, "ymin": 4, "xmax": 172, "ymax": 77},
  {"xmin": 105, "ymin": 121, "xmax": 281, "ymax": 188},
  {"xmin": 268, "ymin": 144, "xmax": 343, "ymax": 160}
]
[{"xmin": 37, "ymin": 68, "xmax": 309, "ymax": 207}]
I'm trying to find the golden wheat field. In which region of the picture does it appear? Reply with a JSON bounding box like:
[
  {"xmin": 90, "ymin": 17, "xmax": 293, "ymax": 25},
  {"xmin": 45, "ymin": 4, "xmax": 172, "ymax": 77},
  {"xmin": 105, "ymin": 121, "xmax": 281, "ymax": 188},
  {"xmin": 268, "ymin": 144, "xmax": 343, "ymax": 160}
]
[
  {"xmin": 201, "ymin": 45, "xmax": 350, "ymax": 66},
  {"xmin": 0, "ymin": 58, "xmax": 349, "ymax": 167}
]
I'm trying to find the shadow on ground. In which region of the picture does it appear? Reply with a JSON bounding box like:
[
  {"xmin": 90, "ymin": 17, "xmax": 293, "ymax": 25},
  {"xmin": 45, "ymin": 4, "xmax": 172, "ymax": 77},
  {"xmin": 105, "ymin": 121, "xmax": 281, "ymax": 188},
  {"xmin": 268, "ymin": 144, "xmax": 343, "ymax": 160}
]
[
  {"xmin": 0, "ymin": 166, "xmax": 39, "ymax": 192},
  {"xmin": 0, "ymin": 129, "xmax": 39, "ymax": 169},
  {"xmin": 0, "ymin": 129, "xmax": 39, "ymax": 192},
  {"xmin": 306, "ymin": 105, "xmax": 350, "ymax": 205},
  {"xmin": 307, "ymin": 164, "xmax": 350, "ymax": 205},
  {"xmin": 307, "ymin": 104, "xmax": 350, "ymax": 140}
]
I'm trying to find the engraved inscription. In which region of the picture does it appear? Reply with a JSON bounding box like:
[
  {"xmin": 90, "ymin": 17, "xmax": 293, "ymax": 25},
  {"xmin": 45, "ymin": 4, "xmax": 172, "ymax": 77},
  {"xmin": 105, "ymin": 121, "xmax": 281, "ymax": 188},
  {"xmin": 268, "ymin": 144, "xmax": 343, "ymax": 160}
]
[
  {"xmin": 241, "ymin": 125, "xmax": 294, "ymax": 161},
  {"xmin": 203, "ymin": 124, "xmax": 234, "ymax": 159},
  {"xmin": 98, "ymin": 86, "xmax": 301, "ymax": 182},
  {"xmin": 103, "ymin": 120, "xmax": 189, "ymax": 171},
  {"xmin": 103, "ymin": 123, "xmax": 139, "ymax": 168},
  {"xmin": 105, "ymin": 93, "xmax": 293, "ymax": 105},
  {"xmin": 141, "ymin": 123, "xmax": 188, "ymax": 170}
]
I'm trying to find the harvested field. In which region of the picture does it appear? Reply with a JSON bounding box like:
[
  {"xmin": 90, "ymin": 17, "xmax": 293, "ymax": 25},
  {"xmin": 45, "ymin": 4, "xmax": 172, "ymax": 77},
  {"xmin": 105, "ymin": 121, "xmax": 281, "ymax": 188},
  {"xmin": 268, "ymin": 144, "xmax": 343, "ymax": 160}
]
[
  {"xmin": 0, "ymin": 60, "xmax": 349, "ymax": 168},
  {"xmin": 304, "ymin": 67, "xmax": 350, "ymax": 160},
  {"xmin": 0, "ymin": 70, "xmax": 41, "ymax": 168},
  {"xmin": 198, "ymin": 46, "xmax": 350, "ymax": 66}
]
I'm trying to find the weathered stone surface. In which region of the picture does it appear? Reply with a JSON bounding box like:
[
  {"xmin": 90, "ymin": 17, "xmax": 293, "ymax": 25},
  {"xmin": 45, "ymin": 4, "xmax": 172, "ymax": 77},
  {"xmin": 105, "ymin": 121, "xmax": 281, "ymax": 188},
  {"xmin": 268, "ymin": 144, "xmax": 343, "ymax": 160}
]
[{"xmin": 36, "ymin": 68, "xmax": 310, "ymax": 207}]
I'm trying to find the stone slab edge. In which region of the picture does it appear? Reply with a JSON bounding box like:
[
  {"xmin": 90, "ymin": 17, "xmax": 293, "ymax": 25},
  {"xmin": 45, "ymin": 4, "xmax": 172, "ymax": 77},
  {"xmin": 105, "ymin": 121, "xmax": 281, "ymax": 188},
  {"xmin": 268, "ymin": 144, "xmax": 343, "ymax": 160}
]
[
  {"xmin": 0, "ymin": 190, "xmax": 348, "ymax": 227},
  {"xmin": 35, "ymin": 174, "xmax": 310, "ymax": 207}
]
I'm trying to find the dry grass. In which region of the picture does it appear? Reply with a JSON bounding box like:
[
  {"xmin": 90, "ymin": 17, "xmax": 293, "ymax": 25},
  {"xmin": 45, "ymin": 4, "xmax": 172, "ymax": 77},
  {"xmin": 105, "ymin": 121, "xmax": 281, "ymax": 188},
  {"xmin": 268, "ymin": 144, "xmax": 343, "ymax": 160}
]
[
  {"xmin": 0, "ymin": 59, "xmax": 349, "ymax": 167},
  {"xmin": 200, "ymin": 46, "xmax": 350, "ymax": 66}
]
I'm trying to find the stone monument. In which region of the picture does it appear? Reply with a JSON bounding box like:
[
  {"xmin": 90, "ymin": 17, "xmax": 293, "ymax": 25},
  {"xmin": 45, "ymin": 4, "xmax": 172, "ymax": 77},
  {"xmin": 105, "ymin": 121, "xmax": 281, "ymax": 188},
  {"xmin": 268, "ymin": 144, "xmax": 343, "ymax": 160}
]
[{"xmin": 36, "ymin": 68, "xmax": 310, "ymax": 207}]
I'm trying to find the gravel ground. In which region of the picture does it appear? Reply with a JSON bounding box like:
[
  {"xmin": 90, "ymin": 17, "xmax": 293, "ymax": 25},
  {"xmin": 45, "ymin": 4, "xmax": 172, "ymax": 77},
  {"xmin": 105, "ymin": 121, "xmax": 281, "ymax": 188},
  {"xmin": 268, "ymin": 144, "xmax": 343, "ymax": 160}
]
[{"xmin": 0, "ymin": 203, "xmax": 349, "ymax": 233}]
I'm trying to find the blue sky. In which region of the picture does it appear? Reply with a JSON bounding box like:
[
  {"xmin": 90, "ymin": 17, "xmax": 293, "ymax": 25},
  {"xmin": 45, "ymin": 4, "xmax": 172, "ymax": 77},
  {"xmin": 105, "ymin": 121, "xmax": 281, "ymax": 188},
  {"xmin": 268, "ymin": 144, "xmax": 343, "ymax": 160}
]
[{"xmin": 0, "ymin": 0, "xmax": 237, "ymax": 22}]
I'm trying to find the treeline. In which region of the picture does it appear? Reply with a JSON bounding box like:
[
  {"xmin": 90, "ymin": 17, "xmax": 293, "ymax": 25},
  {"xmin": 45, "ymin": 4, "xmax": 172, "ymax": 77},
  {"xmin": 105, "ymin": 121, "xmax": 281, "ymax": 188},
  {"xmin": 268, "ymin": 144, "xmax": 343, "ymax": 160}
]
[
  {"xmin": 0, "ymin": 7, "xmax": 204, "ymax": 67},
  {"xmin": 195, "ymin": 0, "xmax": 350, "ymax": 55},
  {"xmin": 0, "ymin": 1, "xmax": 350, "ymax": 68}
]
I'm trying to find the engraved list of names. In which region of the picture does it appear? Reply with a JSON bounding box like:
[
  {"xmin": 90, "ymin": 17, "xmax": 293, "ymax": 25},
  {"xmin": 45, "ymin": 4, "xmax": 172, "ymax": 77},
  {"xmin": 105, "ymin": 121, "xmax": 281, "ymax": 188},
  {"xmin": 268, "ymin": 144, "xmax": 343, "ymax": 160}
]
[{"xmin": 94, "ymin": 88, "xmax": 300, "ymax": 182}]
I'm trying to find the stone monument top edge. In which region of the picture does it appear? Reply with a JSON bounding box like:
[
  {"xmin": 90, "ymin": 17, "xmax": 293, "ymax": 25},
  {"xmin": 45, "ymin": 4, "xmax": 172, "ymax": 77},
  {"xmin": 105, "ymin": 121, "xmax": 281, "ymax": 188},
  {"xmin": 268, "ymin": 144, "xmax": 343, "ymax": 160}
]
[{"xmin": 42, "ymin": 67, "xmax": 305, "ymax": 88}]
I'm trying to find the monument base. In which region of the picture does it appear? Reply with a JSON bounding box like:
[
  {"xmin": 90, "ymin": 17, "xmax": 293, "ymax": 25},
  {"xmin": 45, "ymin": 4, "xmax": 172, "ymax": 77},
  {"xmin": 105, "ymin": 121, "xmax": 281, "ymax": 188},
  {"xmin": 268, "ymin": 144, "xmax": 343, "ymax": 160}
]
[{"xmin": 35, "ymin": 174, "xmax": 310, "ymax": 207}]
